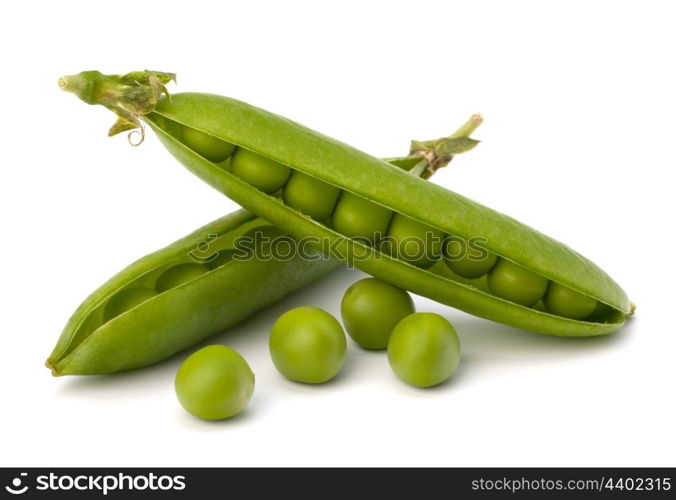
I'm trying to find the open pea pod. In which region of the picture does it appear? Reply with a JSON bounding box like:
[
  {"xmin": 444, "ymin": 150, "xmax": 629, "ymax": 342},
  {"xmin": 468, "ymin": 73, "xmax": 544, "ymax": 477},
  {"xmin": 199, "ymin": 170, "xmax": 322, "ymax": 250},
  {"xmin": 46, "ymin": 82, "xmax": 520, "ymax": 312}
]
[
  {"xmin": 46, "ymin": 210, "xmax": 339, "ymax": 375},
  {"xmin": 61, "ymin": 71, "xmax": 633, "ymax": 337}
]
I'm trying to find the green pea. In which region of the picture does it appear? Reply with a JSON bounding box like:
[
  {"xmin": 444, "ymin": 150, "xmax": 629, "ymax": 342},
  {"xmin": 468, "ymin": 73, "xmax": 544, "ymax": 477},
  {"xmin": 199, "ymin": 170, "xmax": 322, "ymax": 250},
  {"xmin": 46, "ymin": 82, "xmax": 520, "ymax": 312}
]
[
  {"xmin": 206, "ymin": 248, "xmax": 237, "ymax": 270},
  {"xmin": 153, "ymin": 115, "xmax": 184, "ymax": 140},
  {"xmin": 331, "ymin": 192, "xmax": 393, "ymax": 245},
  {"xmin": 444, "ymin": 236, "xmax": 498, "ymax": 278},
  {"xmin": 544, "ymin": 282, "xmax": 598, "ymax": 320},
  {"xmin": 103, "ymin": 287, "xmax": 158, "ymax": 322},
  {"xmin": 341, "ymin": 278, "xmax": 415, "ymax": 349},
  {"xmin": 182, "ymin": 127, "xmax": 236, "ymax": 162},
  {"xmin": 387, "ymin": 313, "xmax": 460, "ymax": 388},
  {"xmin": 155, "ymin": 263, "xmax": 208, "ymax": 292},
  {"xmin": 487, "ymin": 259, "xmax": 549, "ymax": 306},
  {"xmin": 230, "ymin": 148, "xmax": 291, "ymax": 194},
  {"xmin": 269, "ymin": 306, "xmax": 346, "ymax": 384},
  {"xmin": 382, "ymin": 213, "xmax": 445, "ymax": 268},
  {"xmin": 175, "ymin": 345, "xmax": 255, "ymax": 420},
  {"xmin": 283, "ymin": 171, "xmax": 341, "ymax": 219}
]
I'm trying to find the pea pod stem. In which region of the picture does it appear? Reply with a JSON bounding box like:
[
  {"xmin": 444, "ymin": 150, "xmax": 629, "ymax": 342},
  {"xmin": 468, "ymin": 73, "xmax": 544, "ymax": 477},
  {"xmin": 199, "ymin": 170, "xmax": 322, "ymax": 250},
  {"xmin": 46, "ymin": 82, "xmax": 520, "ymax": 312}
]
[
  {"xmin": 58, "ymin": 70, "xmax": 175, "ymax": 141},
  {"xmin": 408, "ymin": 113, "xmax": 483, "ymax": 178}
]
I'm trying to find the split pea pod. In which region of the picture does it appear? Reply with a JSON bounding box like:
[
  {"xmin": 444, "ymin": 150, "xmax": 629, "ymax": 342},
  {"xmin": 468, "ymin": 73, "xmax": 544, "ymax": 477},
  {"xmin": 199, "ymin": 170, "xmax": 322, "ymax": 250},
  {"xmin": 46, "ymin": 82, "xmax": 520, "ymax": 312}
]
[
  {"xmin": 60, "ymin": 71, "xmax": 634, "ymax": 337},
  {"xmin": 47, "ymin": 128, "xmax": 466, "ymax": 375},
  {"xmin": 46, "ymin": 211, "xmax": 335, "ymax": 375}
]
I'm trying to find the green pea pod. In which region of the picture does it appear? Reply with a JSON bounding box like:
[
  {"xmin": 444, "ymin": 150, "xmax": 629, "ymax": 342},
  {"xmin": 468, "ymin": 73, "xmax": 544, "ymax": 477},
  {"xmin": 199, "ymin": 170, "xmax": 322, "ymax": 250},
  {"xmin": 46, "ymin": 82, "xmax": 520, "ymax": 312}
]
[
  {"xmin": 47, "ymin": 134, "xmax": 463, "ymax": 375},
  {"xmin": 60, "ymin": 71, "xmax": 634, "ymax": 337},
  {"xmin": 46, "ymin": 211, "xmax": 332, "ymax": 375}
]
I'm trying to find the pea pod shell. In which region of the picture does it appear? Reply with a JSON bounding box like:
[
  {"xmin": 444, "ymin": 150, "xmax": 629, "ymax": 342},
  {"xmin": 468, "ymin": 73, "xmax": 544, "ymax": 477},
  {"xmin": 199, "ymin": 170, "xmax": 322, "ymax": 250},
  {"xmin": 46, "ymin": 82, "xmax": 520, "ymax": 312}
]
[
  {"xmin": 147, "ymin": 93, "xmax": 631, "ymax": 336},
  {"xmin": 47, "ymin": 210, "xmax": 338, "ymax": 375}
]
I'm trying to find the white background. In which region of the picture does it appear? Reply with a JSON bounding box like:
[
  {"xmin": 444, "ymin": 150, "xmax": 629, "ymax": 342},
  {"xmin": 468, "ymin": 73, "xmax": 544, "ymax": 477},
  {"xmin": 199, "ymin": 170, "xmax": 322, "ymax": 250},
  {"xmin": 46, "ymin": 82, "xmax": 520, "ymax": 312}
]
[{"xmin": 1, "ymin": 0, "xmax": 674, "ymax": 467}]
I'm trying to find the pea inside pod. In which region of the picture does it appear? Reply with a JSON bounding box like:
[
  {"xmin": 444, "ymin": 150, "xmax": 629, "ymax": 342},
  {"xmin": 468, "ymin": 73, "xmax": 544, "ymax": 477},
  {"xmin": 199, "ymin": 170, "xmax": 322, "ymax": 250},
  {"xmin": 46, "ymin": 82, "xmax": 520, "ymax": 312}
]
[
  {"xmin": 155, "ymin": 263, "xmax": 209, "ymax": 292},
  {"xmin": 283, "ymin": 171, "xmax": 342, "ymax": 219},
  {"xmin": 103, "ymin": 287, "xmax": 157, "ymax": 322},
  {"xmin": 443, "ymin": 236, "xmax": 498, "ymax": 279},
  {"xmin": 382, "ymin": 213, "xmax": 445, "ymax": 268},
  {"xmin": 230, "ymin": 147, "xmax": 291, "ymax": 194},
  {"xmin": 60, "ymin": 70, "xmax": 634, "ymax": 337},
  {"xmin": 182, "ymin": 127, "xmax": 236, "ymax": 162}
]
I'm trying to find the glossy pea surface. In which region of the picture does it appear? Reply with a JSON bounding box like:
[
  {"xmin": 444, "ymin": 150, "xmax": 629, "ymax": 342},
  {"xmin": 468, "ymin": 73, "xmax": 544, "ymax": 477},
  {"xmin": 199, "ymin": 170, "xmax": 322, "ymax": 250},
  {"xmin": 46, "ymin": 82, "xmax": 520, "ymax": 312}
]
[
  {"xmin": 230, "ymin": 148, "xmax": 291, "ymax": 194},
  {"xmin": 155, "ymin": 263, "xmax": 208, "ymax": 292},
  {"xmin": 382, "ymin": 213, "xmax": 445, "ymax": 268},
  {"xmin": 387, "ymin": 313, "xmax": 460, "ymax": 388},
  {"xmin": 444, "ymin": 237, "xmax": 498, "ymax": 278},
  {"xmin": 181, "ymin": 127, "xmax": 235, "ymax": 162},
  {"xmin": 341, "ymin": 278, "xmax": 415, "ymax": 349},
  {"xmin": 269, "ymin": 306, "xmax": 346, "ymax": 383},
  {"xmin": 283, "ymin": 171, "xmax": 341, "ymax": 219},
  {"xmin": 175, "ymin": 345, "xmax": 255, "ymax": 420},
  {"xmin": 544, "ymin": 282, "xmax": 598, "ymax": 320},
  {"xmin": 103, "ymin": 287, "xmax": 157, "ymax": 322},
  {"xmin": 487, "ymin": 259, "xmax": 549, "ymax": 307},
  {"xmin": 331, "ymin": 192, "xmax": 392, "ymax": 244}
]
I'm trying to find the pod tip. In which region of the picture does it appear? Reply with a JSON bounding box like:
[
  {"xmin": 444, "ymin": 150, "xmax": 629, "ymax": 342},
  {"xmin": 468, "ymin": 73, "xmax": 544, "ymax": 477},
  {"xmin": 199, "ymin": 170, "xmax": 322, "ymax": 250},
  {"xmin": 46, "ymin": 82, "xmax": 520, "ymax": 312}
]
[{"xmin": 45, "ymin": 358, "xmax": 61, "ymax": 377}]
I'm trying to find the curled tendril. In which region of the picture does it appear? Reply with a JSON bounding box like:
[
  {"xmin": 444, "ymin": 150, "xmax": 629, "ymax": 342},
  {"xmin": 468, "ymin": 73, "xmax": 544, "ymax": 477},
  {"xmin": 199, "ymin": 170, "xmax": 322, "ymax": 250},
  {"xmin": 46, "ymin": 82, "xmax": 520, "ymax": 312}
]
[
  {"xmin": 127, "ymin": 127, "xmax": 145, "ymax": 146},
  {"xmin": 58, "ymin": 70, "xmax": 175, "ymax": 146}
]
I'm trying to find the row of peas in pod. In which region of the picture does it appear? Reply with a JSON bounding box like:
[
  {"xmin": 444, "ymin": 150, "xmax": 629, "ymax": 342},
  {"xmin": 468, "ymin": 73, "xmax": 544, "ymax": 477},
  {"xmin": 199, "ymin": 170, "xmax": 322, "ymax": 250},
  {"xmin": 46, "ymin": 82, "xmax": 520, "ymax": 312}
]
[
  {"xmin": 176, "ymin": 277, "xmax": 461, "ymax": 421},
  {"xmin": 101, "ymin": 232, "xmax": 257, "ymax": 324},
  {"xmin": 176, "ymin": 126, "xmax": 599, "ymax": 321}
]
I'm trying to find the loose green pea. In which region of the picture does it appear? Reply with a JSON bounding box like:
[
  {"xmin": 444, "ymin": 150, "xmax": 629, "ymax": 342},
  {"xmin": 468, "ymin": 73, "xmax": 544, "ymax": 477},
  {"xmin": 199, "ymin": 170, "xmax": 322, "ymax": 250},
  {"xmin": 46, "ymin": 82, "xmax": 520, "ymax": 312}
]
[
  {"xmin": 444, "ymin": 236, "xmax": 498, "ymax": 278},
  {"xmin": 269, "ymin": 306, "xmax": 346, "ymax": 384},
  {"xmin": 487, "ymin": 259, "xmax": 549, "ymax": 306},
  {"xmin": 544, "ymin": 282, "xmax": 598, "ymax": 320},
  {"xmin": 341, "ymin": 278, "xmax": 415, "ymax": 349},
  {"xmin": 175, "ymin": 345, "xmax": 255, "ymax": 420},
  {"xmin": 283, "ymin": 171, "xmax": 341, "ymax": 219},
  {"xmin": 205, "ymin": 248, "xmax": 237, "ymax": 270},
  {"xmin": 103, "ymin": 287, "xmax": 158, "ymax": 322},
  {"xmin": 155, "ymin": 263, "xmax": 209, "ymax": 292},
  {"xmin": 230, "ymin": 148, "xmax": 291, "ymax": 194},
  {"xmin": 331, "ymin": 192, "xmax": 393, "ymax": 245},
  {"xmin": 387, "ymin": 313, "xmax": 460, "ymax": 388},
  {"xmin": 182, "ymin": 127, "xmax": 236, "ymax": 162},
  {"xmin": 382, "ymin": 213, "xmax": 445, "ymax": 268}
]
